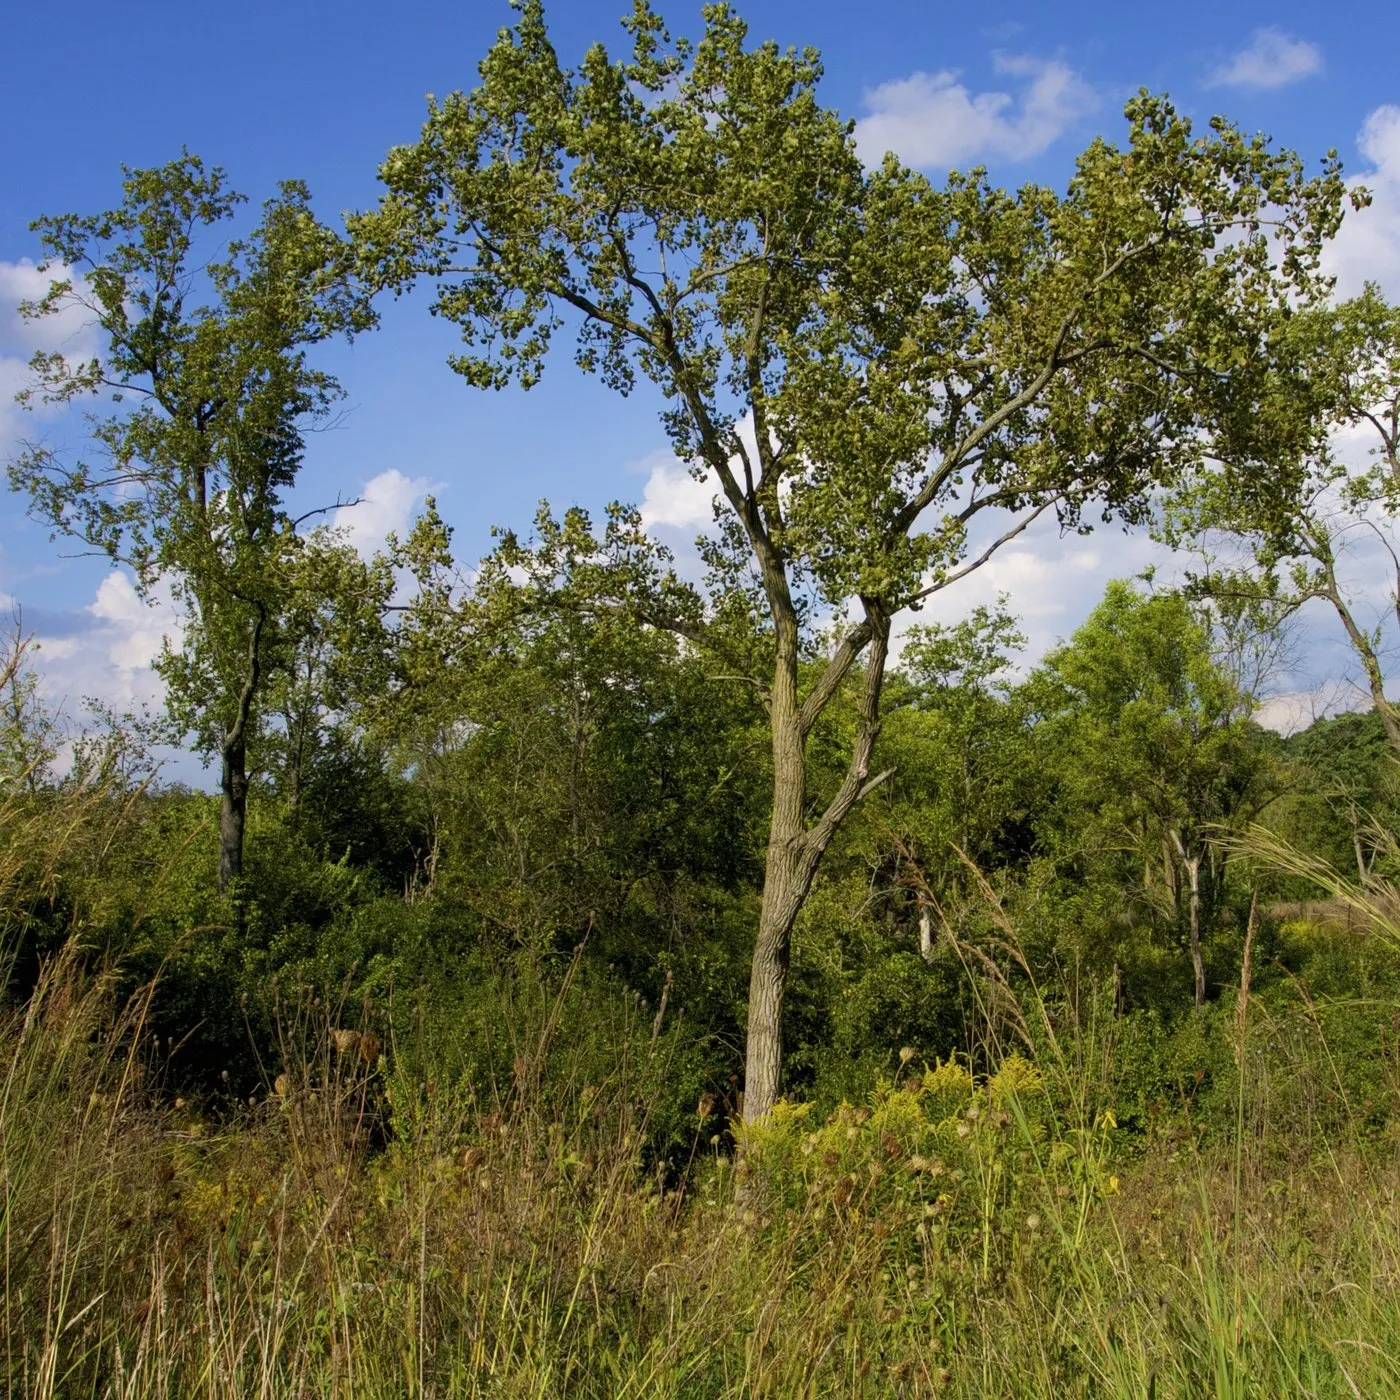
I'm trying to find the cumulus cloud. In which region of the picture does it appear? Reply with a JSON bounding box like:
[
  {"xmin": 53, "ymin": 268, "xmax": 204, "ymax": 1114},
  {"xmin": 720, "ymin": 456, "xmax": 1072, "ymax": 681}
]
[
  {"xmin": 635, "ymin": 413, "xmax": 774, "ymax": 539},
  {"xmin": 1324, "ymin": 105, "xmax": 1400, "ymax": 300},
  {"xmin": 0, "ymin": 259, "xmax": 99, "ymax": 463},
  {"xmin": 1254, "ymin": 682, "xmax": 1359, "ymax": 736},
  {"xmin": 0, "ymin": 259, "xmax": 96, "ymax": 358},
  {"xmin": 639, "ymin": 454, "xmax": 715, "ymax": 533},
  {"xmin": 892, "ymin": 511, "xmax": 1177, "ymax": 671},
  {"xmin": 855, "ymin": 53, "xmax": 1097, "ymax": 170},
  {"xmin": 331, "ymin": 468, "xmax": 433, "ymax": 557},
  {"xmin": 1206, "ymin": 28, "xmax": 1322, "ymax": 92},
  {"xmin": 26, "ymin": 571, "xmax": 181, "ymax": 719}
]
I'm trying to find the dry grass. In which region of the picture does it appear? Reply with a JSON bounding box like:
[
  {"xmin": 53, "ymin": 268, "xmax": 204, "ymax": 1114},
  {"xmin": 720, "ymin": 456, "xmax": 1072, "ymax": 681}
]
[{"xmin": 4, "ymin": 946, "xmax": 1400, "ymax": 1398}]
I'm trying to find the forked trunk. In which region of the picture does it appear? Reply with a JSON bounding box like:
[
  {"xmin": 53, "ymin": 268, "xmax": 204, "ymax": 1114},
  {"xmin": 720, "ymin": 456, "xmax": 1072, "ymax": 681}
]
[
  {"xmin": 744, "ymin": 820, "xmax": 822, "ymax": 1122},
  {"xmin": 742, "ymin": 606, "xmax": 891, "ymax": 1123}
]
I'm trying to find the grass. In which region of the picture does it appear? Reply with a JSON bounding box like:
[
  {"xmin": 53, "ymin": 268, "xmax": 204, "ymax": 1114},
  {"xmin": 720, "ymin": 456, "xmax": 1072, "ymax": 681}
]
[{"xmin": 4, "ymin": 937, "xmax": 1400, "ymax": 1400}]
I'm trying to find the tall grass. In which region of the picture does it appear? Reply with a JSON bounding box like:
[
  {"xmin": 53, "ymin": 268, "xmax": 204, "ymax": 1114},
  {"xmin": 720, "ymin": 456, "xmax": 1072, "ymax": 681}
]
[{"xmin": 4, "ymin": 928, "xmax": 1400, "ymax": 1396}]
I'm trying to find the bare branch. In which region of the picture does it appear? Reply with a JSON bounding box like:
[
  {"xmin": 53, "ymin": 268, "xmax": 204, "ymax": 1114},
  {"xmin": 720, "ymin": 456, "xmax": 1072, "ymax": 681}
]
[
  {"xmin": 798, "ymin": 618, "xmax": 873, "ymax": 738},
  {"xmin": 900, "ymin": 498, "xmax": 1059, "ymax": 609}
]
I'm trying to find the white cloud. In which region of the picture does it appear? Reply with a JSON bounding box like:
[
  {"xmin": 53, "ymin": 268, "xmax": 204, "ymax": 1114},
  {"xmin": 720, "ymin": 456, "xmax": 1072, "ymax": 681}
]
[
  {"xmin": 639, "ymin": 455, "xmax": 715, "ymax": 533},
  {"xmin": 88, "ymin": 572, "xmax": 177, "ymax": 676},
  {"xmin": 1206, "ymin": 28, "xmax": 1322, "ymax": 92},
  {"xmin": 1254, "ymin": 682, "xmax": 1358, "ymax": 736},
  {"xmin": 0, "ymin": 260, "xmax": 96, "ymax": 359},
  {"xmin": 635, "ymin": 413, "xmax": 771, "ymax": 539},
  {"xmin": 855, "ymin": 53, "xmax": 1097, "ymax": 170},
  {"xmin": 1324, "ymin": 106, "xmax": 1400, "ymax": 300},
  {"xmin": 331, "ymin": 468, "xmax": 432, "ymax": 557},
  {"xmin": 0, "ymin": 355, "xmax": 32, "ymax": 464},
  {"xmin": 0, "ymin": 259, "xmax": 100, "ymax": 466},
  {"xmin": 27, "ymin": 571, "xmax": 181, "ymax": 720},
  {"xmin": 894, "ymin": 513, "xmax": 1176, "ymax": 670}
]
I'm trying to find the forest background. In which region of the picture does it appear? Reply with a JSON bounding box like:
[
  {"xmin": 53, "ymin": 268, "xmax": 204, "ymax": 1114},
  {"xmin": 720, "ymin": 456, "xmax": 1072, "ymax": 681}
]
[{"xmin": 5, "ymin": 2, "xmax": 1400, "ymax": 1395}]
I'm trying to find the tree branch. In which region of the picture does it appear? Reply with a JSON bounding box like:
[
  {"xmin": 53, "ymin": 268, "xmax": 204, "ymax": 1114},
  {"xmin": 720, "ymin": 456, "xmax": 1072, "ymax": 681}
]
[
  {"xmin": 798, "ymin": 617, "xmax": 873, "ymax": 738},
  {"xmin": 900, "ymin": 498, "xmax": 1059, "ymax": 609}
]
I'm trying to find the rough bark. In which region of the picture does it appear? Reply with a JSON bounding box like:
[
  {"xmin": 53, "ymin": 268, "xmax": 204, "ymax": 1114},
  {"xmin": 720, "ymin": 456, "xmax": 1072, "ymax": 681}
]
[{"xmin": 218, "ymin": 734, "xmax": 249, "ymax": 892}]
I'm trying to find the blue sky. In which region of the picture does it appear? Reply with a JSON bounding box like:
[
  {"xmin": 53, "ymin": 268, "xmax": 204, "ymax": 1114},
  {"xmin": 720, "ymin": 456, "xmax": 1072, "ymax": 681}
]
[{"xmin": 3, "ymin": 0, "xmax": 1399, "ymax": 746}]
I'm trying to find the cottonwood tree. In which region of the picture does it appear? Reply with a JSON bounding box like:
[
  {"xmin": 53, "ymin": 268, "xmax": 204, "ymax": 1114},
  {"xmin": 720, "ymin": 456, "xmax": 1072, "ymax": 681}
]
[
  {"xmin": 10, "ymin": 155, "xmax": 372, "ymax": 891},
  {"xmin": 353, "ymin": 1, "xmax": 1351, "ymax": 1119},
  {"xmin": 1167, "ymin": 288, "xmax": 1400, "ymax": 750}
]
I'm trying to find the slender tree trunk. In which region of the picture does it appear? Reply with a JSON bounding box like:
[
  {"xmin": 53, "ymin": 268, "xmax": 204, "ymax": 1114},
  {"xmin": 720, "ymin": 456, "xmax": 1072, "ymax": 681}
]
[
  {"xmin": 1187, "ymin": 856, "xmax": 1204, "ymax": 1009},
  {"xmin": 283, "ymin": 705, "xmax": 305, "ymax": 820},
  {"xmin": 744, "ymin": 607, "xmax": 814, "ymax": 1122},
  {"xmin": 219, "ymin": 733, "xmax": 248, "ymax": 891},
  {"xmin": 217, "ymin": 610, "xmax": 265, "ymax": 895},
  {"xmin": 1170, "ymin": 829, "xmax": 1206, "ymax": 1009},
  {"xmin": 744, "ymin": 826, "xmax": 819, "ymax": 1121},
  {"xmin": 1318, "ymin": 551, "xmax": 1400, "ymax": 751}
]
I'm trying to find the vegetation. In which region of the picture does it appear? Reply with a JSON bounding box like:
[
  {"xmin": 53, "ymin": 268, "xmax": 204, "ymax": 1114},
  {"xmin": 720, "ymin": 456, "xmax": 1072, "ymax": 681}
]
[{"xmin": 5, "ymin": 3, "xmax": 1400, "ymax": 1395}]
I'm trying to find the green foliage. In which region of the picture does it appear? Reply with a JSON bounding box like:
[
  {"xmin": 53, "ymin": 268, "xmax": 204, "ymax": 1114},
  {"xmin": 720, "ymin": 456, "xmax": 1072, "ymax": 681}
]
[
  {"xmin": 356, "ymin": 4, "xmax": 1350, "ymax": 611},
  {"xmin": 1023, "ymin": 581, "xmax": 1280, "ymax": 1002},
  {"xmin": 1164, "ymin": 285, "xmax": 1400, "ymax": 750},
  {"xmin": 351, "ymin": 0, "xmax": 1358, "ymax": 1114}
]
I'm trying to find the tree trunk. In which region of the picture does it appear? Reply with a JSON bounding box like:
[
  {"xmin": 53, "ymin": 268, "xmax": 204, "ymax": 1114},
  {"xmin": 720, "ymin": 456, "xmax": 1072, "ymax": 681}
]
[
  {"xmin": 219, "ymin": 733, "xmax": 248, "ymax": 892},
  {"xmin": 1169, "ymin": 829, "xmax": 1206, "ymax": 1009},
  {"xmin": 742, "ymin": 605, "xmax": 891, "ymax": 1123},
  {"xmin": 743, "ymin": 830, "xmax": 819, "ymax": 1122},
  {"xmin": 1320, "ymin": 553, "xmax": 1400, "ymax": 751},
  {"xmin": 217, "ymin": 609, "xmax": 266, "ymax": 895},
  {"xmin": 1186, "ymin": 853, "xmax": 1205, "ymax": 1009},
  {"xmin": 744, "ymin": 621, "xmax": 817, "ymax": 1122}
]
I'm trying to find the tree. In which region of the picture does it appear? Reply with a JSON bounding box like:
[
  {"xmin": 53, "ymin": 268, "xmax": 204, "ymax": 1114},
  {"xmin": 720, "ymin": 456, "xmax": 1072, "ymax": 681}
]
[
  {"xmin": 1029, "ymin": 581, "xmax": 1278, "ymax": 1007},
  {"xmin": 0, "ymin": 619, "xmax": 57, "ymax": 797},
  {"xmin": 1165, "ymin": 288, "xmax": 1400, "ymax": 749},
  {"xmin": 352, "ymin": 2, "xmax": 1350, "ymax": 1119},
  {"xmin": 260, "ymin": 528, "xmax": 396, "ymax": 820},
  {"xmin": 876, "ymin": 601, "xmax": 1033, "ymax": 960},
  {"xmin": 10, "ymin": 155, "xmax": 372, "ymax": 890}
]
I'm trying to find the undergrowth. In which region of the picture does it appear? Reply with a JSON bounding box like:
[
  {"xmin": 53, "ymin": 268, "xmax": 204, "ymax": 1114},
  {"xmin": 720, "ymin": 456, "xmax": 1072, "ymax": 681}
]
[{"xmin": 4, "ymin": 937, "xmax": 1400, "ymax": 1399}]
